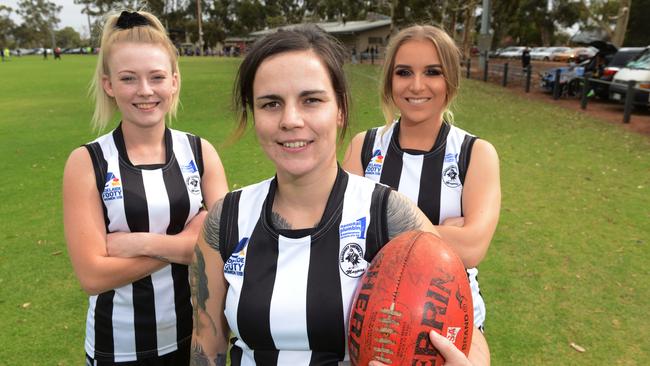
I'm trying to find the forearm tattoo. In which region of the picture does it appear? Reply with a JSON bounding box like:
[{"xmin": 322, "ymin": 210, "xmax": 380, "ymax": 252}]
[
  {"xmin": 385, "ymin": 190, "xmax": 424, "ymax": 240},
  {"xmin": 190, "ymin": 342, "xmax": 210, "ymax": 366},
  {"xmin": 191, "ymin": 246, "xmax": 209, "ymax": 311},
  {"xmin": 203, "ymin": 199, "xmax": 223, "ymax": 252}
]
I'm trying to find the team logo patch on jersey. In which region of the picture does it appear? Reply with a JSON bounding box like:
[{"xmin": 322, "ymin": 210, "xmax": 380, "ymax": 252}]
[
  {"xmin": 365, "ymin": 149, "xmax": 384, "ymax": 177},
  {"xmin": 182, "ymin": 160, "xmax": 199, "ymax": 174},
  {"xmin": 340, "ymin": 217, "xmax": 367, "ymax": 239},
  {"xmin": 102, "ymin": 172, "xmax": 123, "ymax": 201},
  {"xmin": 442, "ymin": 165, "xmax": 461, "ymax": 188},
  {"xmin": 444, "ymin": 153, "xmax": 458, "ymax": 163},
  {"xmin": 186, "ymin": 175, "xmax": 201, "ymax": 195},
  {"xmin": 224, "ymin": 237, "xmax": 248, "ymax": 276},
  {"xmin": 339, "ymin": 243, "xmax": 367, "ymax": 278}
]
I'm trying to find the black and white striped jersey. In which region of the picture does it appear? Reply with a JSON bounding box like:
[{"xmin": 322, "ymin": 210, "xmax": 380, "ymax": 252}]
[
  {"xmin": 218, "ymin": 168, "xmax": 391, "ymax": 365},
  {"xmin": 360, "ymin": 121, "xmax": 486, "ymax": 329},
  {"xmin": 83, "ymin": 125, "xmax": 205, "ymax": 362}
]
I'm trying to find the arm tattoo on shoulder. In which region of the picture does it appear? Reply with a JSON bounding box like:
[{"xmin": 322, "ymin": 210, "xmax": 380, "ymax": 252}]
[
  {"xmin": 385, "ymin": 190, "xmax": 424, "ymax": 240},
  {"xmin": 203, "ymin": 199, "xmax": 223, "ymax": 252},
  {"xmin": 271, "ymin": 211, "xmax": 292, "ymax": 230}
]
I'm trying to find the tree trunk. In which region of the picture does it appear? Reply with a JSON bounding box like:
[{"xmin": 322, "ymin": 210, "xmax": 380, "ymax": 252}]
[
  {"xmin": 611, "ymin": 0, "xmax": 631, "ymax": 47},
  {"xmin": 462, "ymin": 0, "xmax": 478, "ymax": 59}
]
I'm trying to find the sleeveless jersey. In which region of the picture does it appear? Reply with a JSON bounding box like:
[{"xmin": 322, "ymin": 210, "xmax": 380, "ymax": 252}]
[
  {"xmin": 83, "ymin": 125, "xmax": 205, "ymax": 362},
  {"xmin": 360, "ymin": 121, "xmax": 486, "ymax": 329},
  {"xmin": 219, "ymin": 168, "xmax": 391, "ymax": 365}
]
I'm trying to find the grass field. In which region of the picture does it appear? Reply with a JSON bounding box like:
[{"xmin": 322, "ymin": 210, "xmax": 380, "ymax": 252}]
[{"xmin": 0, "ymin": 55, "xmax": 648, "ymax": 365}]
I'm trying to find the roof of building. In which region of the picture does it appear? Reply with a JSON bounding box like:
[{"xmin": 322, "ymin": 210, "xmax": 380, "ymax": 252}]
[{"xmin": 250, "ymin": 19, "xmax": 392, "ymax": 37}]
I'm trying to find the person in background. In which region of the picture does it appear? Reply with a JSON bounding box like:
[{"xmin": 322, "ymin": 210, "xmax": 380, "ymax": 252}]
[
  {"xmin": 343, "ymin": 24, "xmax": 501, "ymax": 334},
  {"xmin": 63, "ymin": 10, "xmax": 228, "ymax": 365}
]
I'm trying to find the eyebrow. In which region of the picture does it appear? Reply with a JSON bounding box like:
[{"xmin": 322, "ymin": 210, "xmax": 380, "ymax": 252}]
[
  {"xmin": 255, "ymin": 89, "xmax": 327, "ymax": 101},
  {"xmin": 394, "ymin": 64, "xmax": 443, "ymax": 68}
]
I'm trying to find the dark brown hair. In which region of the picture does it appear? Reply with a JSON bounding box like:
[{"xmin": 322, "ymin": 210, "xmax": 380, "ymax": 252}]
[{"xmin": 233, "ymin": 25, "xmax": 349, "ymax": 142}]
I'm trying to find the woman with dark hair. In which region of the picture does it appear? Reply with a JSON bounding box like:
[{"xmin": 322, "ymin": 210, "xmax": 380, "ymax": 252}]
[{"xmin": 190, "ymin": 25, "xmax": 488, "ymax": 366}]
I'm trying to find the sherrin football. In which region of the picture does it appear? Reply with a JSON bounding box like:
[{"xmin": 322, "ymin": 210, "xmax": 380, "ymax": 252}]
[{"xmin": 348, "ymin": 231, "xmax": 473, "ymax": 366}]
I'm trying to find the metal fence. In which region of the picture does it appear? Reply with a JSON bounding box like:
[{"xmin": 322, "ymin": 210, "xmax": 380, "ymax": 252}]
[{"xmin": 461, "ymin": 58, "xmax": 650, "ymax": 124}]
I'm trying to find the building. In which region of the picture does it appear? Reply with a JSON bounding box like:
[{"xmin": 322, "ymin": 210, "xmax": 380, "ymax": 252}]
[{"xmin": 250, "ymin": 16, "xmax": 392, "ymax": 60}]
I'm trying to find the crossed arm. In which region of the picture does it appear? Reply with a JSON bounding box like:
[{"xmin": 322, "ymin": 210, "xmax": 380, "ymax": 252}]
[
  {"xmin": 63, "ymin": 139, "xmax": 228, "ymax": 295},
  {"xmin": 343, "ymin": 132, "xmax": 501, "ymax": 268}
]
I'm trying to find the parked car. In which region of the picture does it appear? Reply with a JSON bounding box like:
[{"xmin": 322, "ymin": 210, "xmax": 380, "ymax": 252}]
[
  {"xmin": 529, "ymin": 47, "xmax": 549, "ymax": 60},
  {"xmin": 550, "ymin": 47, "xmax": 577, "ymax": 62},
  {"xmin": 609, "ymin": 46, "xmax": 650, "ymax": 108},
  {"xmin": 499, "ymin": 46, "xmax": 527, "ymax": 59},
  {"xmin": 534, "ymin": 47, "xmax": 571, "ymax": 61},
  {"xmin": 592, "ymin": 47, "xmax": 644, "ymax": 99}
]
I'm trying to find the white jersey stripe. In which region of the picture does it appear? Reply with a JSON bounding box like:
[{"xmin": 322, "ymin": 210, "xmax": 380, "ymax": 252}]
[
  {"xmin": 111, "ymin": 284, "xmax": 136, "ymax": 358},
  {"xmin": 270, "ymin": 235, "xmax": 311, "ymax": 350},
  {"xmin": 398, "ymin": 153, "xmax": 423, "ymax": 203}
]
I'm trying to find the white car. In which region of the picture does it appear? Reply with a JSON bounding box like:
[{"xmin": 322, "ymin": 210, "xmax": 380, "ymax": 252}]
[
  {"xmin": 499, "ymin": 46, "xmax": 527, "ymax": 59},
  {"xmin": 532, "ymin": 47, "xmax": 571, "ymax": 61},
  {"xmin": 529, "ymin": 47, "xmax": 549, "ymax": 60},
  {"xmin": 609, "ymin": 46, "xmax": 650, "ymax": 108}
]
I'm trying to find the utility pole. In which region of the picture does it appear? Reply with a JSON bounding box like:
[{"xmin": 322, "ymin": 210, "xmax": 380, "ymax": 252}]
[
  {"xmin": 196, "ymin": 0, "xmax": 204, "ymax": 56},
  {"xmin": 479, "ymin": 0, "xmax": 491, "ymax": 71}
]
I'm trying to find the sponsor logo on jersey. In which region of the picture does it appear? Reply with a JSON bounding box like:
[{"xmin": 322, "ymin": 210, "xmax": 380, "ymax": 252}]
[
  {"xmin": 182, "ymin": 160, "xmax": 198, "ymax": 174},
  {"xmin": 339, "ymin": 217, "xmax": 367, "ymax": 239},
  {"xmin": 365, "ymin": 149, "xmax": 384, "ymax": 177},
  {"xmin": 339, "ymin": 243, "xmax": 367, "ymax": 278},
  {"xmin": 442, "ymin": 164, "xmax": 461, "ymax": 188},
  {"xmin": 186, "ymin": 175, "xmax": 201, "ymax": 195},
  {"xmin": 444, "ymin": 153, "xmax": 458, "ymax": 163},
  {"xmin": 102, "ymin": 172, "xmax": 123, "ymax": 201},
  {"xmin": 224, "ymin": 237, "xmax": 248, "ymax": 276}
]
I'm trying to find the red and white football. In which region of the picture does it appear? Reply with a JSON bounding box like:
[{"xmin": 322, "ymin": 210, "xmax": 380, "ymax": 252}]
[{"xmin": 348, "ymin": 231, "xmax": 473, "ymax": 366}]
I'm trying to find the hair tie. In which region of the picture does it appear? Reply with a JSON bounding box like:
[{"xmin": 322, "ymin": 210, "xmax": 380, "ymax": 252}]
[{"xmin": 115, "ymin": 11, "xmax": 150, "ymax": 29}]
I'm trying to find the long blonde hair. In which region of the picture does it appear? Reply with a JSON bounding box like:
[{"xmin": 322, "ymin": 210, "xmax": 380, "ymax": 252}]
[
  {"xmin": 90, "ymin": 10, "xmax": 181, "ymax": 131},
  {"xmin": 380, "ymin": 24, "xmax": 461, "ymax": 126}
]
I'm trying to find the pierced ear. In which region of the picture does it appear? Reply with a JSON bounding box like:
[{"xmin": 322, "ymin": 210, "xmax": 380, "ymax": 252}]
[{"xmin": 101, "ymin": 75, "xmax": 114, "ymax": 98}]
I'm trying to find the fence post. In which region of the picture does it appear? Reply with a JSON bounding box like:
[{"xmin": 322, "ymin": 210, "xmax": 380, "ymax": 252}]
[
  {"xmin": 502, "ymin": 63, "xmax": 509, "ymax": 87},
  {"xmin": 466, "ymin": 58, "xmax": 471, "ymax": 79},
  {"xmin": 525, "ymin": 65, "xmax": 532, "ymax": 93},
  {"xmin": 623, "ymin": 80, "xmax": 635, "ymax": 124},
  {"xmin": 580, "ymin": 75, "xmax": 590, "ymax": 110},
  {"xmin": 483, "ymin": 58, "xmax": 489, "ymax": 82},
  {"xmin": 553, "ymin": 69, "xmax": 562, "ymax": 100}
]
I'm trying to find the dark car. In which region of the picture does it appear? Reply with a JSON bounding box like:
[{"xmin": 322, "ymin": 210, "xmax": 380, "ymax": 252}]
[{"xmin": 591, "ymin": 47, "xmax": 645, "ymax": 99}]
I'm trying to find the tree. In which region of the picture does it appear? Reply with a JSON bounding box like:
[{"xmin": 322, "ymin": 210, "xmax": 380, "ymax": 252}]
[
  {"xmin": 624, "ymin": 0, "xmax": 650, "ymax": 46},
  {"xmin": 56, "ymin": 26, "xmax": 83, "ymax": 48},
  {"xmin": 0, "ymin": 5, "xmax": 16, "ymax": 47},
  {"xmin": 16, "ymin": 0, "xmax": 62, "ymax": 48}
]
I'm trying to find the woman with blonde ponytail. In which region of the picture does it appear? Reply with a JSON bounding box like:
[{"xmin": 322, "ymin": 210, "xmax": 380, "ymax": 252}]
[
  {"xmin": 63, "ymin": 10, "xmax": 228, "ymax": 365},
  {"xmin": 343, "ymin": 24, "xmax": 501, "ymax": 337}
]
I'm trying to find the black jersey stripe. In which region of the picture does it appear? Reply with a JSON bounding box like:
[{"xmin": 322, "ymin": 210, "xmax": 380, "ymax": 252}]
[
  {"xmin": 458, "ymin": 135, "xmax": 476, "ymax": 186},
  {"xmin": 220, "ymin": 190, "xmax": 242, "ymax": 263},
  {"xmin": 94, "ymin": 291, "xmax": 116, "ymax": 360},
  {"xmin": 119, "ymin": 166, "xmax": 157, "ymax": 355},
  {"xmin": 237, "ymin": 221, "xmax": 278, "ymax": 350},
  {"xmin": 164, "ymin": 156, "xmax": 193, "ymax": 345},
  {"xmin": 306, "ymin": 215, "xmax": 346, "ymax": 359},
  {"xmin": 419, "ymin": 150, "xmax": 444, "ymax": 225},
  {"xmin": 84, "ymin": 142, "xmax": 110, "ymax": 230},
  {"xmin": 187, "ymin": 134, "xmax": 204, "ymax": 177},
  {"xmin": 365, "ymin": 184, "xmax": 391, "ymax": 261}
]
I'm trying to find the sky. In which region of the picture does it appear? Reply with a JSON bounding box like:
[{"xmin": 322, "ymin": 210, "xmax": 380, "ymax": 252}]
[{"xmin": 4, "ymin": 0, "xmax": 89, "ymax": 35}]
